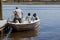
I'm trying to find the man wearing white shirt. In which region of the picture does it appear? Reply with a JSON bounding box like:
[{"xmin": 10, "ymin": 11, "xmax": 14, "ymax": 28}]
[
  {"xmin": 13, "ymin": 7, "xmax": 23, "ymax": 23},
  {"xmin": 25, "ymin": 13, "xmax": 31, "ymax": 23}
]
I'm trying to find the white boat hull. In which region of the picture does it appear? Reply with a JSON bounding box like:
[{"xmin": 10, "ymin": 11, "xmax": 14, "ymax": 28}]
[{"xmin": 8, "ymin": 19, "xmax": 40, "ymax": 31}]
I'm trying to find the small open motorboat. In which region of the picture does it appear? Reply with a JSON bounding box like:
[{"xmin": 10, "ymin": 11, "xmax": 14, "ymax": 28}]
[{"xmin": 8, "ymin": 19, "xmax": 40, "ymax": 31}]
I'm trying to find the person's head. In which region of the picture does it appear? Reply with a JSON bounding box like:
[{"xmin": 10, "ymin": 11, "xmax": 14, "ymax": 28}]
[
  {"xmin": 16, "ymin": 7, "xmax": 18, "ymax": 9},
  {"xmin": 33, "ymin": 13, "xmax": 36, "ymax": 17},
  {"xmin": 28, "ymin": 13, "xmax": 30, "ymax": 16}
]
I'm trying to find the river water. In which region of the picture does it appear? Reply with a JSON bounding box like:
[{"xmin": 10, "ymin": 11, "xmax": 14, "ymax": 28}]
[{"xmin": 2, "ymin": 5, "xmax": 60, "ymax": 40}]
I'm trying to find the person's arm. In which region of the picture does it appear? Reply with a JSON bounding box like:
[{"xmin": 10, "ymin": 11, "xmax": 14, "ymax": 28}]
[
  {"xmin": 31, "ymin": 16, "xmax": 34, "ymax": 21},
  {"xmin": 21, "ymin": 10, "xmax": 23, "ymax": 18},
  {"xmin": 25, "ymin": 16, "xmax": 28, "ymax": 20},
  {"xmin": 21, "ymin": 12, "xmax": 23, "ymax": 16}
]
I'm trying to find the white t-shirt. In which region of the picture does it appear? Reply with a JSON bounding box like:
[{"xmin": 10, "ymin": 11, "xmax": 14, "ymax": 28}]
[
  {"xmin": 13, "ymin": 9, "xmax": 23, "ymax": 18},
  {"xmin": 25, "ymin": 16, "xmax": 31, "ymax": 23}
]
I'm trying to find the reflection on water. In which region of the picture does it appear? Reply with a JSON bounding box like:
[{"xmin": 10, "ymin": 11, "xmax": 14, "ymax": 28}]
[{"xmin": 5, "ymin": 27, "xmax": 40, "ymax": 40}]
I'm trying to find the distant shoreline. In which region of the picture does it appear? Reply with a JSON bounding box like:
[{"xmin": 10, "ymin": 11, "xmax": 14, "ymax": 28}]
[{"xmin": 2, "ymin": 2, "xmax": 60, "ymax": 5}]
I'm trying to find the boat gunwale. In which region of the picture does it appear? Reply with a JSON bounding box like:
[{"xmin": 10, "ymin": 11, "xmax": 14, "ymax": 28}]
[{"xmin": 8, "ymin": 19, "xmax": 40, "ymax": 25}]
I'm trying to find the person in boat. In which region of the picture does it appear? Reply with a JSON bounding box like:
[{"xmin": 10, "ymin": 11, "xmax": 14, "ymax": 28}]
[
  {"xmin": 31, "ymin": 13, "xmax": 39, "ymax": 21},
  {"xmin": 13, "ymin": 7, "xmax": 23, "ymax": 23},
  {"xmin": 25, "ymin": 13, "xmax": 31, "ymax": 23}
]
